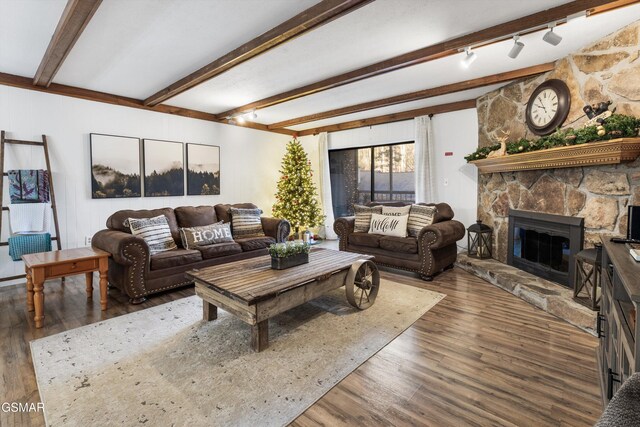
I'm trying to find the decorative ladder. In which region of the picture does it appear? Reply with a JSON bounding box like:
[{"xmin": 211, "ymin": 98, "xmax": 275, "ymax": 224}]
[{"xmin": 0, "ymin": 131, "xmax": 62, "ymax": 282}]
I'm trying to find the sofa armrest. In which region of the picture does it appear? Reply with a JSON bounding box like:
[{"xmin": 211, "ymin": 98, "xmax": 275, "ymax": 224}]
[
  {"xmin": 261, "ymin": 217, "xmax": 291, "ymax": 243},
  {"xmin": 333, "ymin": 217, "xmax": 355, "ymax": 251},
  {"xmin": 418, "ymin": 220, "xmax": 465, "ymax": 250},
  {"xmin": 333, "ymin": 217, "xmax": 355, "ymax": 237},
  {"xmin": 92, "ymin": 229, "xmax": 150, "ymax": 266}
]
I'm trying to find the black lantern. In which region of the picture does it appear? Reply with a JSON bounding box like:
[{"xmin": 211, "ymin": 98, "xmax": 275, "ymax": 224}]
[{"xmin": 467, "ymin": 220, "xmax": 493, "ymax": 259}]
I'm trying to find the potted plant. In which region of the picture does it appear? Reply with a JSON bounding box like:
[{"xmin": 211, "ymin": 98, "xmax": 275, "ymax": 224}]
[{"xmin": 269, "ymin": 241, "xmax": 311, "ymax": 270}]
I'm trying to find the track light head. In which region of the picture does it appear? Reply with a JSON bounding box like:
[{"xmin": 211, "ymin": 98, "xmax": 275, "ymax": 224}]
[
  {"xmin": 508, "ymin": 36, "xmax": 524, "ymax": 59},
  {"xmin": 236, "ymin": 115, "xmax": 245, "ymax": 124},
  {"xmin": 543, "ymin": 25, "xmax": 562, "ymax": 46},
  {"xmin": 251, "ymin": 111, "xmax": 258, "ymax": 120},
  {"xmin": 461, "ymin": 47, "xmax": 477, "ymax": 68}
]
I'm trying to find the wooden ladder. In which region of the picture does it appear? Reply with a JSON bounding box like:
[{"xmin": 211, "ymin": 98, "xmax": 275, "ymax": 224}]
[{"xmin": 0, "ymin": 131, "xmax": 62, "ymax": 282}]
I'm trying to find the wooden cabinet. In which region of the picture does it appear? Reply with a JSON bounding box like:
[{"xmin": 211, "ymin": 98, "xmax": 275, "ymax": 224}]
[{"xmin": 598, "ymin": 239, "xmax": 640, "ymax": 405}]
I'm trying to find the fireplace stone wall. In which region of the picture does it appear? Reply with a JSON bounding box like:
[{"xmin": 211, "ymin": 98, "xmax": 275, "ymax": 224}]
[{"xmin": 476, "ymin": 21, "xmax": 640, "ymax": 263}]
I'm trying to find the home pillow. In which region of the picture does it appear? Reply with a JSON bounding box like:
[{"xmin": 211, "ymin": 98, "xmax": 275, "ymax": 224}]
[
  {"xmin": 354, "ymin": 205, "xmax": 383, "ymax": 233},
  {"xmin": 180, "ymin": 222, "xmax": 233, "ymax": 249},
  {"xmin": 382, "ymin": 205, "xmax": 411, "ymax": 216},
  {"xmin": 229, "ymin": 208, "xmax": 265, "ymax": 238},
  {"xmin": 127, "ymin": 215, "xmax": 177, "ymax": 255},
  {"xmin": 368, "ymin": 213, "xmax": 408, "ymax": 237},
  {"xmin": 407, "ymin": 204, "xmax": 437, "ymax": 237}
]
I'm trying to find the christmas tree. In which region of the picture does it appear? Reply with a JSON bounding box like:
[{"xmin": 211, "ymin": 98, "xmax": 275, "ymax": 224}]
[{"xmin": 272, "ymin": 139, "xmax": 325, "ymax": 236}]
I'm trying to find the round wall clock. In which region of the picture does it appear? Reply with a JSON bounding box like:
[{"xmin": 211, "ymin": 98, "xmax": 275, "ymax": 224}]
[{"xmin": 525, "ymin": 79, "xmax": 571, "ymax": 136}]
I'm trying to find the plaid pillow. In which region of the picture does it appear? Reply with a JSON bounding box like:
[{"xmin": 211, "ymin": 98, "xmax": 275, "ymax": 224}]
[
  {"xmin": 229, "ymin": 208, "xmax": 265, "ymax": 238},
  {"xmin": 354, "ymin": 205, "xmax": 382, "ymax": 233}
]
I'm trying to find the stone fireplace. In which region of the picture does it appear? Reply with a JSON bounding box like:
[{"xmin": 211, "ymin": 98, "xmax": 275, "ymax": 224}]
[{"xmin": 507, "ymin": 210, "xmax": 584, "ymax": 287}]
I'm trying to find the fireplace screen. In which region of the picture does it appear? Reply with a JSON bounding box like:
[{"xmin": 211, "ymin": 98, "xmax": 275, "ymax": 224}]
[
  {"xmin": 507, "ymin": 209, "xmax": 584, "ymax": 288},
  {"xmin": 513, "ymin": 227, "xmax": 570, "ymax": 273}
]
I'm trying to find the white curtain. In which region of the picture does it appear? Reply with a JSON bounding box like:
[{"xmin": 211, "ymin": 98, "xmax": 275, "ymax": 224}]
[
  {"xmin": 318, "ymin": 132, "xmax": 338, "ymax": 240},
  {"xmin": 414, "ymin": 115, "xmax": 436, "ymax": 203}
]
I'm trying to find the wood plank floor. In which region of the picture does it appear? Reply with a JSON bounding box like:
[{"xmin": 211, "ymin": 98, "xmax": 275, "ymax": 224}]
[{"xmin": 0, "ymin": 267, "xmax": 601, "ymax": 427}]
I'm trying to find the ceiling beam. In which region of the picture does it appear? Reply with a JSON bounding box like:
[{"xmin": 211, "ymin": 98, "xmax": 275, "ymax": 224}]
[
  {"xmin": 219, "ymin": 0, "xmax": 632, "ymax": 119},
  {"xmin": 293, "ymin": 99, "xmax": 477, "ymax": 136},
  {"xmin": 33, "ymin": 0, "xmax": 102, "ymax": 87},
  {"xmin": 0, "ymin": 72, "xmax": 296, "ymax": 136},
  {"xmin": 269, "ymin": 62, "xmax": 554, "ymax": 129},
  {"xmin": 143, "ymin": 0, "xmax": 373, "ymax": 107}
]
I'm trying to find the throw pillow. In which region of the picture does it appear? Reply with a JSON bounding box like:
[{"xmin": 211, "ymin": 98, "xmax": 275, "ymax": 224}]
[
  {"xmin": 229, "ymin": 208, "xmax": 265, "ymax": 238},
  {"xmin": 382, "ymin": 205, "xmax": 411, "ymax": 216},
  {"xmin": 354, "ymin": 205, "xmax": 383, "ymax": 233},
  {"xmin": 127, "ymin": 215, "xmax": 177, "ymax": 255},
  {"xmin": 407, "ymin": 205, "xmax": 437, "ymax": 237},
  {"xmin": 180, "ymin": 222, "xmax": 233, "ymax": 249},
  {"xmin": 368, "ymin": 213, "xmax": 409, "ymax": 238}
]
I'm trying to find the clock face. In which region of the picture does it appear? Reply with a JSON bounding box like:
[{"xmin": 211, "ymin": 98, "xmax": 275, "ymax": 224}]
[
  {"xmin": 525, "ymin": 79, "xmax": 571, "ymax": 136},
  {"xmin": 530, "ymin": 88, "xmax": 558, "ymax": 127}
]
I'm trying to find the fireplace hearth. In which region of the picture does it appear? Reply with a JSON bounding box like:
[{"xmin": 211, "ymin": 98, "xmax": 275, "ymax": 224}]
[{"xmin": 507, "ymin": 210, "xmax": 584, "ymax": 288}]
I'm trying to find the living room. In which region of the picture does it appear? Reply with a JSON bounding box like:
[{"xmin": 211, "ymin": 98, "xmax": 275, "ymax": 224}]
[{"xmin": 2, "ymin": 0, "xmax": 640, "ymax": 426}]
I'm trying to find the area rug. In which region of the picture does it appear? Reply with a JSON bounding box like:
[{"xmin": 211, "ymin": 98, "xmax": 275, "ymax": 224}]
[{"xmin": 31, "ymin": 279, "xmax": 444, "ymax": 426}]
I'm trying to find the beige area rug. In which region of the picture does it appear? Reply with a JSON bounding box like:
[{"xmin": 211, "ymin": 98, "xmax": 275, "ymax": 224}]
[{"xmin": 31, "ymin": 280, "xmax": 444, "ymax": 426}]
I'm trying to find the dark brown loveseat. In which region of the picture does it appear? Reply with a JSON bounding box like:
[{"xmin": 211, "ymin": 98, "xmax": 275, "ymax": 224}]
[
  {"xmin": 92, "ymin": 203, "xmax": 290, "ymax": 303},
  {"xmin": 333, "ymin": 202, "xmax": 465, "ymax": 281}
]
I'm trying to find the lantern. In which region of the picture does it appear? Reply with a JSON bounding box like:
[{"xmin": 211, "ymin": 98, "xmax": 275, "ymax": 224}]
[{"xmin": 467, "ymin": 220, "xmax": 493, "ymax": 259}]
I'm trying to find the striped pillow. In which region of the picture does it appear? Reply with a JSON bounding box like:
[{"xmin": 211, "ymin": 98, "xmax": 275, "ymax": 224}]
[
  {"xmin": 407, "ymin": 205, "xmax": 437, "ymax": 237},
  {"xmin": 229, "ymin": 208, "xmax": 265, "ymax": 238},
  {"xmin": 354, "ymin": 205, "xmax": 382, "ymax": 233},
  {"xmin": 127, "ymin": 215, "xmax": 177, "ymax": 255}
]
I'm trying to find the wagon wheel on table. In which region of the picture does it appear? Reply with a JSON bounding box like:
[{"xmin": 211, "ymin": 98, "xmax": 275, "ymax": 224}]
[{"xmin": 345, "ymin": 260, "xmax": 380, "ymax": 310}]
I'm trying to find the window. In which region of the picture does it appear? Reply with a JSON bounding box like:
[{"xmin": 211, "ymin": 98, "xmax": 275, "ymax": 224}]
[{"xmin": 329, "ymin": 142, "xmax": 415, "ymax": 218}]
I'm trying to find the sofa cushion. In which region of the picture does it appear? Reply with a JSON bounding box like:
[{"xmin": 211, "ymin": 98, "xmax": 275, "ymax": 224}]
[
  {"xmin": 235, "ymin": 236, "xmax": 276, "ymax": 251},
  {"xmin": 379, "ymin": 236, "xmax": 418, "ymax": 254},
  {"xmin": 150, "ymin": 249, "xmax": 202, "ymax": 270},
  {"xmin": 196, "ymin": 242, "xmax": 243, "ymax": 259},
  {"xmin": 369, "ymin": 213, "xmax": 408, "ymax": 237},
  {"xmin": 128, "ymin": 215, "xmax": 178, "ymax": 255},
  {"xmin": 106, "ymin": 208, "xmax": 180, "ymax": 246},
  {"xmin": 349, "ymin": 232, "xmax": 380, "ymax": 248},
  {"xmin": 214, "ymin": 203, "xmax": 258, "ymax": 224},
  {"xmin": 175, "ymin": 206, "xmax": 217, "ymax": 228}
]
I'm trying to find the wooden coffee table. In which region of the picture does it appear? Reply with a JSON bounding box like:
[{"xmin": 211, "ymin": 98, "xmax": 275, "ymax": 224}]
[
  {"xmin": 186, "ymin": 249, "xmax": 380, "ymax": 352},
  {"xmin": 22, "ymin": 247, "xmax": 110, "ymax": 328}
]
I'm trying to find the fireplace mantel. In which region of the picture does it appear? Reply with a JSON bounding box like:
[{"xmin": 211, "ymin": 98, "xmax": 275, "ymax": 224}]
[{"xmin": 470, "ymin": 137, "xmax": 640, "ymax": 174}]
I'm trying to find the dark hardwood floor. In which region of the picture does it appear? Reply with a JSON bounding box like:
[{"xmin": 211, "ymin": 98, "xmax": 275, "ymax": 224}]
[{"xmin": 0, "ymin": 267, "xmax": 601, "ymax": 427}]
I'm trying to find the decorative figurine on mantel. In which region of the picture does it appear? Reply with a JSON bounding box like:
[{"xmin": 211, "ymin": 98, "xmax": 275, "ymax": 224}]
[
  {"xmin": 583, "ymin": 100, "xmax": 613, "ymax": 131},
  {"xmin": 486, "ymin": 130, "xmax": 510, "ymax": 158}
]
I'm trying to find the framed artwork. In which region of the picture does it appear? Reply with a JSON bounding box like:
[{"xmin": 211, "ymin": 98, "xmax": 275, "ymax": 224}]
[
  {"xmin": 143, "ymin": 139, "xmax": 184, "ymax": 197},
  {"xmin": 90, "ymin": 133, "xmax": 141, "ymax": 199},
  {"xmin": 186, "ymin": 143, "xmax": 220, "ymax": 195}
]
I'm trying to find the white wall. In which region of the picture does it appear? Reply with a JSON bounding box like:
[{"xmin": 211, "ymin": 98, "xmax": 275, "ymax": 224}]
[
  {"xmin": 0, "ymin": 85, "xmax": 290, "ymax": 285},
  {"xmin": 300, "ymin": 109, "xmax": 479, "ymax": 244}
]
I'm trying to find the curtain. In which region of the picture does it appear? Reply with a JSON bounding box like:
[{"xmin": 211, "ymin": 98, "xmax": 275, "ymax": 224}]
[
  {"xmin": 318, "ymin": 132, "xmax": 338, "ymax": 240},
  {"xmin": 414, "ymin": 115, "xmax": 435, "ymax": 203}
]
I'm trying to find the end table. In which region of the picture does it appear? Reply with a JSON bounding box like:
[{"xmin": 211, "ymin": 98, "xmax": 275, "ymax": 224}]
[{"xmin": 22, "ymin": 247, "xmax": 110, "ymax": 328}]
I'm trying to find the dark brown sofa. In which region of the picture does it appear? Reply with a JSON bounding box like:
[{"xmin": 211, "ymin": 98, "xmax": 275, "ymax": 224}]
[
  {"xmin": 92, "ymin": 203, "xmax": 290, "ymax": 303},
  {"xmin": 333, "ymin": 202, "xmax": 465, "ymax": 281}
]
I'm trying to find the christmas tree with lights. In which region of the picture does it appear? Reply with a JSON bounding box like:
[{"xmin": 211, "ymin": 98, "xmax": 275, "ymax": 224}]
[{"xmin": 272, "ymin": 139, "xmax": 325, "ymax": 237}]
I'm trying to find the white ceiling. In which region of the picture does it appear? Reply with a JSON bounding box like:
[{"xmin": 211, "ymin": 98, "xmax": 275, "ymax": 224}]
[{"xmin": 1, "ymin": 0, "xmax": 639, "ymax": 132}]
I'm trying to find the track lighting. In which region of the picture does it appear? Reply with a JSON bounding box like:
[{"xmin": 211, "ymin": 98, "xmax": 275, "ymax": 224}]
[
  {"xmin": 508, "ymin": 35, "xmax": 524, "ymax": 59},
  {"xmin": 251, "ymin": 111, "xmax": 258, "ymax": 120},
  {"xmin": 543, "ymin": 24, "xmax": 562, "ymax": 46},
  {"xmin": 230, "ymin": 111, "xmax": 257, "ymax": 124},
  {"xmin": 461, "ymin": 47, "xmax": 477, "ymax": 68},
  {"xmin": 236, "ymin": 115, "xmax": 246, "ymax": 124}
]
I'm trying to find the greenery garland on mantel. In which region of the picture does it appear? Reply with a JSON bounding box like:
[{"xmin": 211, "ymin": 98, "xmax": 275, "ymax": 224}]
[{"xmin": 465, "ymin": 114, "xmax": 640, "ymax": 162}]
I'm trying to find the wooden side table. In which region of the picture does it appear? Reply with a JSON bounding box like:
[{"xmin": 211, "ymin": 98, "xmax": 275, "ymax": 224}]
[{"xmin": 22, "ymin": 247, "xmax": 110, "ymax": 328}]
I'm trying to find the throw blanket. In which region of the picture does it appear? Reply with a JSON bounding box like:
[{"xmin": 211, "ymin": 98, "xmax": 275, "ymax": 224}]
[
  {"xmin": 9, "ymin": 203, "xmax": 52, "ymax": 233},
  {"xmin": 8, "ymin": 170, "xmax": 50, "ymax": 203},
  {"xmin": 8, "ymin": 233, "xmax": 51, "ymax": 261}
]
